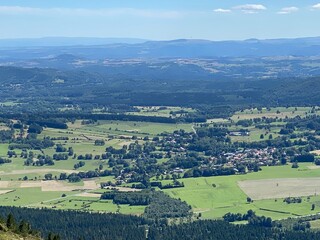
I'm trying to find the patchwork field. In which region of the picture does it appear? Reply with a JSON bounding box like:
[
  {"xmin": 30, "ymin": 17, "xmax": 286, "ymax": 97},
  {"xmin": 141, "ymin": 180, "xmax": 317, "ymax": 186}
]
[
  {"xmin": 0, "ymin": 119, "xmax": 194, "ymax": 215},
  {"xmin": 1, "ymin": 109, "xmax": 320, "ymax": 220}
]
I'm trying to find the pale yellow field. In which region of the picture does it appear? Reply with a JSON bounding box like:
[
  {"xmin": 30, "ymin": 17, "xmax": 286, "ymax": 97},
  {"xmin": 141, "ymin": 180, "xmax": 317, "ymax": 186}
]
[
  {"xmin": 0, "ymin": 180, "xmax": 99, "ymax": 192},
  {"xmin": 104, "ymin": 186, "xmax": 142, "ymax": 192},
  {"xmin": 238, "ymin": 178, "xmax": 320, "ymax": 200},
  {"xmin": 41, "ymin": 181, "xmax": 81, "ymax": 192},
  {"xmin": 0, "ymin": 190, "xmax": 13, "ymax": 195},
  {"xmin": 76, "ymin": 192, "xmax": 101, "ymax": 198},
  {"xmin": 311, "ymin": 150, "xmax": 320, "ymax": 155},
  {"xmin": 0, "ymin": 169, "xmax": 79, "ymax": 175},
  {"xmin": 0, "ymin": 181, "xmax": 9, "ymax": 188},
  {"xmin": 83, "ymin": 180, "xmax": 99, "ymax": 189}
]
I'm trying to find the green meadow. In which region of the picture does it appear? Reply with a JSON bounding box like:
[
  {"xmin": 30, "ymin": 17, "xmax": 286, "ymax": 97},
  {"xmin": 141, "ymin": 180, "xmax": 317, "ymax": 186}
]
[
  {"xmin": 232, "ymin": 107, "xmax": 319, "ymax": 121},
  {"xmin": 163, "ymin": 164, "xmax": 320, "ymax": 220}
]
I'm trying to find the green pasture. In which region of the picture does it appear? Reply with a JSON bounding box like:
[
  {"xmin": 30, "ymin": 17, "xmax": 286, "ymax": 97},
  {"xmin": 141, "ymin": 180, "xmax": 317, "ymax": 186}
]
[
  {"xmin": 48, "ymin": 196, "xmax": 145, "ymax": 215},
  {"xmin": 0, "ymin": 187, "xmax": 145, "ymax": 215},
  {"xmin": 310, "ymin": 219, "xmax": 320, "ymax": 229},
  {"xmin": 0, "ymin": 188, "xmax": 63, "ymax": 207},
  {"xmin": 232, "ymin": 107, "xmax": 318, "ymax": 121},
  {"xmin": 128, "ymin": 106, "xmax": 195, "ymax": 118},
  {"xmin": 83, "ymin": 120, "xmax": 193, "ymax": 136},
  {"xmin": 229, "ymin": 126, "xmax": 281, "ymax": 142},
  {"xmin": 0, "ymin": 144, "xmax": 8, "ymax": 157},
  {"xmin": 49, "ymin": 159, "xmax": 109, "ymax": 172},
  {"xmin": 206, "ymin": 118, "xmax": 230, "ymax": 124},
  {"xmin": 163, "ymin": 164, "xmax": 320, "ymax": 220}
]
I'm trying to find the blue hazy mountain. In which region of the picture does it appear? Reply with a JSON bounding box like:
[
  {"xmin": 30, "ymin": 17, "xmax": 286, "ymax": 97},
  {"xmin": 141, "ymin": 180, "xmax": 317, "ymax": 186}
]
[
  {"xmin": 0, "ymin": 37, "xmax": 148, "ymax": 47},
  {"xmin": 0, "ymin": 37, "xmax": 320, "ymax": 60}
]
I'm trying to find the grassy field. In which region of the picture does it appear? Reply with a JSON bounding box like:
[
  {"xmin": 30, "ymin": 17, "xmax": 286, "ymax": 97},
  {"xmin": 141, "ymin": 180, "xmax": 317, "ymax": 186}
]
[
  {"xmin": 39, "ymin": 196, "xmax": 145, "ymax": 214},
  {"xmin": 206, "ymin": 118, "xmax": 230, "ymax": 124},
  {"xmin": 232, "ymin": 107, "xmax": 319, "ymax": 121},
  {"xmin": 163, "ymin": 163, "xmax": 320, "ymax": 220},
  {"xmin": 0, "ymin": 186, "xmax": 145, "ymax": 215},
  {"xmin": 0, "ymin": 188, "xmax": 64, "ymax": 207},
  {"xmin": 204, "ymin": 107, "xmax": 303, "ymax": 143},
  {"xmin": 127, "ymin": 106, "xmax": 195, "ymax": 118},
  {"xmin": 229, "ymin": 126, "xmax": 281, "ymax": 142},
  {"xmin": 81, "ymin": 120, "xmax": 193, "ymax": 136},
  {"xmin": 239, "ymin": 178, "xmax": 320, "ymax": 200},
  {"xmin": 0, "ymin": 101, "xmax": 19, "ymax": 107},
  {"xmin": 310, "ymin": 219, "xmax": 320, "ymax": 229}
]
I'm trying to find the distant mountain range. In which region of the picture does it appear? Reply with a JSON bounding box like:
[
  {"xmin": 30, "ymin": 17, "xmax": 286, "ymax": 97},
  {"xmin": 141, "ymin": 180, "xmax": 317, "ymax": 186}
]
[
  {"xmin": 0, "ymin": 37, "xmax": 148, "ymax": 47},
  {"xmin": 0, "ymin": 36, "xmax": 320, "ymax": 59}
]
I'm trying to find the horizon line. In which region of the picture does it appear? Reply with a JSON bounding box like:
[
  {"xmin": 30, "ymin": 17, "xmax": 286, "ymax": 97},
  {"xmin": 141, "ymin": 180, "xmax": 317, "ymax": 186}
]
[{"xmin": 0, "ymin": 35, "xmax": 320, "ymax": 42}]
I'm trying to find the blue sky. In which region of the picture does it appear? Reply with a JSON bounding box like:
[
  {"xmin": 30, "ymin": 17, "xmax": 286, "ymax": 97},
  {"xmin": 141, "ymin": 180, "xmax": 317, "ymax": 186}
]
[{"xmin": 0, "ymin": 0, "xmax": 320, "ymax": 40}]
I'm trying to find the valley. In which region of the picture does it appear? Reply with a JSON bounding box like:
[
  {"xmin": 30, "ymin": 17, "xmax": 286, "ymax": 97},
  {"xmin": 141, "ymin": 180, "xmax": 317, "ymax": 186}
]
[{"xmin": 1, "ymin": 106, "xmax": 320, "ymax": 224}]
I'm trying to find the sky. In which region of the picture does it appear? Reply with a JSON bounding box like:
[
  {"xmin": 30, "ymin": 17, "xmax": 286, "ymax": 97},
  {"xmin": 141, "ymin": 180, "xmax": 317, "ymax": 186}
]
[{"xmin": 0, "ymin": 0, "xmax": 320, "ymax": 40}]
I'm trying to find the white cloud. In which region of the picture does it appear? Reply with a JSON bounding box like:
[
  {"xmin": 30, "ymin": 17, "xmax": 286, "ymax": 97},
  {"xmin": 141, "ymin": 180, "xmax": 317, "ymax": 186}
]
[
  {"xmin": 213, "ymin": 8, "xmax": 231, "ymax": 13},
  {"xmin": 0, "ymin": 6, "xmax": 41, "ymax": 14},
  {"xmin": 233, "ymin": 4, "xmax": 267, "ymax": 14},
  {"xmin": 277, "ymin": 6, "xmax": 299, "ymax": 14},
  {"xmin": 0, "ymin": 6, "xmax": 183, "ymax": 19},
  {"xmin": 312, "ymin": 3, "xmax": 320, "ymax": 9}
]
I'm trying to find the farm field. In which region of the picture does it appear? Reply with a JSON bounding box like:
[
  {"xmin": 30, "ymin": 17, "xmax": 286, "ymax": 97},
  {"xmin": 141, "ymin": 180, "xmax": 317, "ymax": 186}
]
[
  {"xmin": 229, "ymin": 126, "xmax": 281, "ymax": 142},
  {"xmin": 0, "ymin": 177, "xmax": 145, "ymax": 215},
  {"xmin": 238, "ymin": 178, "xmax": 320, "ymax": 200},
  {"xmin": 80, "ymin": 120, "xmax": 193, "ymax": 136},
  {"xmin": 231, "ymin": 107, "xmax": 319, "ymax": 121},
  {"xmin": 127, "ymin": 106, "xmax": 195, "ymax": 118},
  {"xmin": 310, "ymin": 219, "xmax": 320, "ymax": 229},
  {"xmin": 164, "ymin": 163, "xmax": 320, "ymax": 220},
  {"xmin": 0, "ymin": 143, "xmax": 9, "ymax": 156},
  {"xmin": 311, "ymin": 150, "xmax": 320, "ymax": 155},
  {"xmin": 207, "ymin": 107, "xmax": 320, "ymax": 143}
]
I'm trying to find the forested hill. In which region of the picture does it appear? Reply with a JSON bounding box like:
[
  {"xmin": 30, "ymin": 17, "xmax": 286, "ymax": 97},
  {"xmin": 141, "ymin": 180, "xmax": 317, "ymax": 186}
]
[
  {"xmin": 0, "ymin": 207, "xmax": 146, "ymax": 240},
  {"xmin": 0, "ymin": 66, "xmax": 320, "ymax": 116}
]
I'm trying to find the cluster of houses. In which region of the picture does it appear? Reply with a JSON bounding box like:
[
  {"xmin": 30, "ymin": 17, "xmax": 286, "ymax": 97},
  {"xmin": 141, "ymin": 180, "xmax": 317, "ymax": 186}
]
[{"xmin": 223, "ymin": 148, "xmax": 278, "ymax": 167}]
